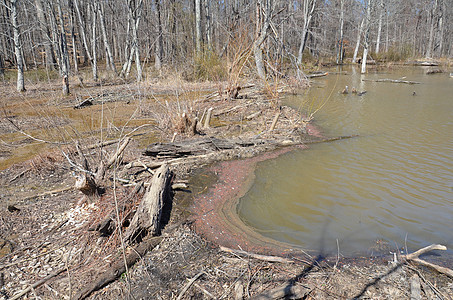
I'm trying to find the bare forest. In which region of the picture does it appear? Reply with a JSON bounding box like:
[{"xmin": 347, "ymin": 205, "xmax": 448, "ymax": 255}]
[{"xmin": 1, "ymin": 0, "xmax": 452, "ymax": 90}]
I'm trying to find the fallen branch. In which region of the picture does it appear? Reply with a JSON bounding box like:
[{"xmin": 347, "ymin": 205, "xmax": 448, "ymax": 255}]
[
  {"xmin": 403, "ymin": 244, "xmax": 453, "ymax": 278},
  {"xmin": 75, "ymin": 236, "xmax": 163, "ymax": 300},
  {"xmin": 176, "ymin": 271, "xmax": 205, "ymax": 300},
  {"xmin": 10, "ymin": 268, "xmax": 66, "ymax": 300},
  {"xmin": 362, "ymin": 78, "xmax": 421, "ymax": 84},
  {"xmin": 220, "ymin": 246, "xmax": 294, "ymax": 263}
]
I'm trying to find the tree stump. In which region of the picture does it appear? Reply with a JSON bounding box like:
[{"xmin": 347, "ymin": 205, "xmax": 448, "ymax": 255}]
[{"xmin": 124, "ymin": 164, "xmax": 172, "ymax": 243}]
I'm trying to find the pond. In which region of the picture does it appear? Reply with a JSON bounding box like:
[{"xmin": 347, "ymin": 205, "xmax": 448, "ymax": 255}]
[{"xmin": 237, "ymin": 66, "xmax": 453, "ymax": 256}]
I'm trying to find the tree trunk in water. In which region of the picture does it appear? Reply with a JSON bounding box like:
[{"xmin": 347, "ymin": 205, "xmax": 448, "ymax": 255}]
[
  {"xmin": 353, "ymin": 18, "xmax": 364, "ymax": 63},
  {"xmin": 10, "ymin": 0, "xmax": 25, "ymax": 92},
  {"xmin": 361, "ymin": 0, "xmax": 371, "ymax": 74},
  {"xmin": 195, "ymin": 0, "xmax": 202, "ymax": 55}
]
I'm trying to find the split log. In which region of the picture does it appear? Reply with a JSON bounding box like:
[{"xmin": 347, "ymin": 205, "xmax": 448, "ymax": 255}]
[
  {"xmin": 95, "ymin": 137, "xmax": 130, "ymax": 182},
  {"xmin": 75, "ymin": 236, "xmax": 163, "ymax": 300},
  {"xmin": 124, "ymin": 164, "xmax": 172, "ymax": 243},
  {"xmin": 362, "ymin": 78, "xmax": 421, "ymax": 84}
]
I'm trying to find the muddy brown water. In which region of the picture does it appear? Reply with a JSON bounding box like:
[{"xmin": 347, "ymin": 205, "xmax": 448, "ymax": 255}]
[{"xmin": 238, "ymin": 66, "xmax": 453, "ymax": 257}]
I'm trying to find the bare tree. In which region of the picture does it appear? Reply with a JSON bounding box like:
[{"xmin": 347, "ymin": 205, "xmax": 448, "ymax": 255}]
[
  {"xmin": 10, "ymin": 0, "xmax": 25, "ymax": 92},
  {"xmin": 361, "ymin": 0, "xmax": 371, "ymax": 74},
  {"xmin": 195, "ymin": 0, "xmax": 202, "ymax": 55},
  {"xmin": 297, "ymin": 0, "xmax": 317, "ymax": 65},
  {"xmin": 253, "ymin": 0, "xmax": 274, "ymax": 80},
  {"xmin": 154, "ymin": 0, "xmax": 163, "ymax": 71}
]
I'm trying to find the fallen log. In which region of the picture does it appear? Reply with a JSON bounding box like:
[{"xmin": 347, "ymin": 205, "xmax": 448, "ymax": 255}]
[
  {"xmin": 75, "ymin": 236, "xmax": 163, "ymax": 300},
  {"xmin": 306, "ymin": 71, "xmax": 328, "ymax": 78},
  {"xmin": 403, "ymin": 244, "xmax": 453, "ymax": 278},
  {"xmin": 143, "ymin": 137, "xmax": 265, "ymax": 158},
  {"xmin": 124, "ymin": 164, "xmax": 172, "ymax": 243},
  {"xmin": 362, "ymin": 78, "xmax": 421, "ymax": 84}
]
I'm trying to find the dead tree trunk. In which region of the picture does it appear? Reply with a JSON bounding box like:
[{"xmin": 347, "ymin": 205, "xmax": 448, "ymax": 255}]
[
  {"xmin": 297, "ymin": 0, "xmax": 316, "ymax": 65},
  {"xmin": 154, "ymin": 0, "xmax": 163, "ymax": 71},
  {"xmin": 352, "ymin": 17, "xmax": 364, "ymax": 63},
  {"xmin": 35, "ymin": 0, "xmax": 56, "ymax": 70},
  {"xmin": 253, "ymin": 0, "xmax": 274, "ymax": 80},
  {"xmin": 99, "ymin": 2, "xmax": 116, "ymax": 73},
  {"xmin": 124, "ymin": 164, "xmax": 172, "ymax": 243},
  {"xmin": 10, "ymin": 0, "xmax": 25, "ymax": 92}
]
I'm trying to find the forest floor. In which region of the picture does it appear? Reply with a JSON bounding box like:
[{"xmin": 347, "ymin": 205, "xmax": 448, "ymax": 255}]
[{"xmin": 0, "ymin": 73, "xmax": 452, "ymax": 299}]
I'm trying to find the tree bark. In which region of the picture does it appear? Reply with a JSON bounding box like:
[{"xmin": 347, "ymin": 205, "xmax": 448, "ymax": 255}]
[
  {"xmin": 253, "ymin": 0, "xmax": 274, "ymax": 80},
  {"xmin": 10, "ymin": 0, "xmax": 25, "ymax": 92},
  {"xmin": 91, "ymin": 2, "xmax": 98, "ymax": 81}
]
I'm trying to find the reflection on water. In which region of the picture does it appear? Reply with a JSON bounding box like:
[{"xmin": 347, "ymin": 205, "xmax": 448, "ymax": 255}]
[{"xmin": 238, "ymin": 66, "xmax": 453, "ymax": 256}]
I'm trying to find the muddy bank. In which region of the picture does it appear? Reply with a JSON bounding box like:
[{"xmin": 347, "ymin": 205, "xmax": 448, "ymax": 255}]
[{"xmin": 1, "ymin": 78, "xmax": 452, "ymax": 299}]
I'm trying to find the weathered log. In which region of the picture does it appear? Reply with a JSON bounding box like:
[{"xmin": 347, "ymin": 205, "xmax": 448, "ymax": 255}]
[
  {"xmin": 426, "ymin": 69, "xmax": 443, "ymax": 75},
  {"xmin": 124, "ymin": 164, "xmax": 172, "ymax": 243},
  {"xmin": 75, "ymin": 236, "xmax": 163, "ymax": 300},
  {"xmin": 362, "ymin": 78, "xmax": 421, "ymax": 84},
  {"xmin": 306, "ymin": 71, "xmax": 328, "ymax": 78},
  {"xmin": 144, "ymin": 137, "xmax": 265, "ymax": 158}
]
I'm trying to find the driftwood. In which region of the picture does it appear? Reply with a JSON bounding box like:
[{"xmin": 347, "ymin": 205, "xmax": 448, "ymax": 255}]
[
  {"xmin": 426, "ymin": 69, "xmax": 443, "ymax": 75},
  {"xmin": 306, "ymin": 71, "xmax": 328, "ymax": 78},
  {"xmin": 144, "ymin": 137, "xmax": 265, "ymax": 158},
  {"xmin": 250, "ymin": 284, "xmax": 308, "ymax": 300},
  {"xmin": 75, "ymin": 236, "xmax": 163, "ymax": 300},
  {"xmin": 124, "ymin": 164, "xmax": 172, "ymax": 243},
  {"xmin": 362, "ymin": 78, "xmax": 421, "ymax": 84},
  {"xmin": 403, "ymin": 244, "xmax": 453, "ymax": 278},
  {"xmin": 220, "ymin": 246, "xmax": 294, "ymax": 263}
]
